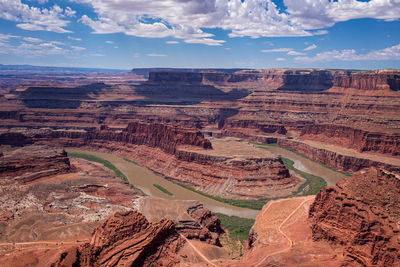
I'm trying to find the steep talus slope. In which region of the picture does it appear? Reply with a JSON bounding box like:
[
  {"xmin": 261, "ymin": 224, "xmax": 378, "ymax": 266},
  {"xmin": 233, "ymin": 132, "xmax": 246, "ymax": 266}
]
[{"xmin": 309, "ymin": 168, "xmax": 400, "ymax": 266}]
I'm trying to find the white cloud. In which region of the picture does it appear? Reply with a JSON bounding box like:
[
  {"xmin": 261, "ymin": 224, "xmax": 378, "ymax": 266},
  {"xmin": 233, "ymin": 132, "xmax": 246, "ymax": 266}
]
[
  {"xmin": 147, "ymin": 53, "xmax": 167, "ymax": 57},
  {"xmin": 105, "ymin": 40, "xmax": 114, "ymax": 44},
  {"xmin": 68, "ymin": 36, "xmax": 82, "ymax": 41},
  {"xmin": 261, "ymin": 48, "xmax": 292, "ymax": 53},
  {"xmin": 0, "ymin": 34, "xmax": 86, "ymax": 57},
  {"xmin": 0, "ymin": 0, "xmax": 74, "ymax": 33},
  {"xmin": 287, "ymin": 50, "xmax": 305, "ymax": 56},
  {"xmin": 276, "ymin": 57, "xmax": 286, "ymax": 61},
  {"xmin": 304, "ymin": 44, "xmax": 317, "ymax": 51},
  {"xmin": 295, "ymin": 43, "xmax": 400, "ymax": 62},
  {"xmin": 184, "ymin": 38, "xmax": 225, "ymax": 46},
  {"xmin": 73, "ymin": 0, "xmax": 400, "ymax": 44},
  {"xmin": 22, "ymin": 36, "xmax": 42, "ymax": 43},
  {"xmin": 166, "ymin": 41, "xmax": 179, "ymax": 44},
  {"xmin": 285, "ymin": 0, "xmax": 400, "ymax": 30},
  {"xmin": 71, "ymin": 46, "xmax": 86, "ymax": 51},
  {"xmin": 76, "ymin": 0, "xmax": 310, "ymax": 45},
  {"xmin": 90, "ymin": 53, "xmax": 105, "ymax": 57}
]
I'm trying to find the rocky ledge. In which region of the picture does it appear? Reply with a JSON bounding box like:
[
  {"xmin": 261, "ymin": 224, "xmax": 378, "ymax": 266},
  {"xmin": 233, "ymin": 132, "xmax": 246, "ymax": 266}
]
[
  {"xmin": 309, "ymin": 168, "xmax": 400, "ymax": 266},
  {"xmin": 52, "ymin": 210, "xmax": 184, "ymax": 266},
  {"xmin": 0, "ymin": 144, "xmax": 71, "ymax": 183}
]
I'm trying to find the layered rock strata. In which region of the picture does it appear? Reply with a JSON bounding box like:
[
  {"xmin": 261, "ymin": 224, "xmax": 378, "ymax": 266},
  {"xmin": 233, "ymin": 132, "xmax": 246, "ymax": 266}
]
[
  {"xmin": 0, "ymin": 144, "xmax": 71, "ymax": 183},
  {"xmin": 31, "ymin": 123, "xmax": 297, "ymax": 199},
  {"xmin": 309, "ymin": 168, "xmax": 400, "ymax": 266},
  {"xmin": 52, "ymin": 210, "xmax": 184, "ymax": 267},
  {"xmin": 277, "ymin": 138, "xmax": 400, "ymax": 173}
]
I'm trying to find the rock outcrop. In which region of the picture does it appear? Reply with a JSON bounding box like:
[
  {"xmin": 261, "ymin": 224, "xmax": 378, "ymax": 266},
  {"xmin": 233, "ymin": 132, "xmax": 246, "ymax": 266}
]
[
  {"xmin": 309, "ymin": 168, "xmax": 400, "ymax": 266},
  {"xmin": 0, "ymin": 132, "xmax": 32, "ymax": 146},
  {"xmin": 332, "ymin": 71, "xmax": 400, "ymax": 92},
  {"xmin": 299, "ymin": 124, "xmax": 400, "ymax": 156},
  {"xmin": 0, "ymin": 145, "xmax": 143, "ymax": 244},
  {"xmin": 277, "ymin": 138, "xmax": 400, "ymax": 173},
  {"xmin": 30, "ymin": 123, "xmax": 297, "ymax": 200},
  {"xmin": 0, "ymin": 144, "xmax": 71, "ymax": 183},
  {"xmin": 39, "ymin": 120, "xmax": 212, "ymax": 154},
  {"xmin": 52, "ymin": 210, "xmax": 184, "ymax": 267}
]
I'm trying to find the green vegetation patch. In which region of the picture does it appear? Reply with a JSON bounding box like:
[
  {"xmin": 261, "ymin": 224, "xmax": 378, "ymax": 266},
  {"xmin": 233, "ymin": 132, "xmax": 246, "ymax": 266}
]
[
  {"xmin": 68, "ymin": 152, "xmax": 128, "ymax": 181},
  {"xmin": 68, "ymin": 152, "xmax": 147, "ymax": 196},
  {"xmin": 215, "ymin": 213, "xmax": 255, "ymax": 244},
  {"xmin": 123, "ymin": 158, "xmax": 140, "ymax": 166},
  {"xmin": 281, "ymin": 157, "xmax": 327, "ymax": 195},
  {"xmin": 173, "ymin": 182, "xmax": 266, "ymax": 210},
  {"xmin": 153, "ymin": 184, "xmax": 173, "ymax": 196}
]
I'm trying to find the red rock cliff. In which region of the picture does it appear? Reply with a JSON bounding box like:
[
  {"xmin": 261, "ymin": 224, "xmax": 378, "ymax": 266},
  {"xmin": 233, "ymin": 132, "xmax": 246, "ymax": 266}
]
[
  {"xmin": 0, "ymin": 144, "xmax": 71, "ymax": 183},
  {"xmin": 52, "ymin": 210, "xmax": 184, "ymax": 266},
  {"xmin": 333, "ymin": 71, "xmax": 400, "ymax": 92},
  {"xmin": 299, "ymin": 124, "xmax": 400, "ymax": 156},
  {"xmin": 309, "ymin": 168, "xmax": 400, "ymax": 266},
  {"xmin": 40, "ymin": 120, "xmax": 212, "ymax": 155}
]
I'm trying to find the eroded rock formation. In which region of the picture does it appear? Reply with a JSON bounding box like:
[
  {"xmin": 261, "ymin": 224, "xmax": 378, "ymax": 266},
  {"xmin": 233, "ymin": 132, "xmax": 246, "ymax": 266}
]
[
  {"xmin": 309, "ymin": 168, "xmax": 400, "ymax": 266},
  {"xmin": 52, "ymin": 210, "xmax": 184, "ymax": 267},
  {"xmin": 29, "ymin": 122, "xmax": 297, "ymax": 200},
  {"xmin": 0, "ymin": 144, "xmax": 71, "ymax": 183}
]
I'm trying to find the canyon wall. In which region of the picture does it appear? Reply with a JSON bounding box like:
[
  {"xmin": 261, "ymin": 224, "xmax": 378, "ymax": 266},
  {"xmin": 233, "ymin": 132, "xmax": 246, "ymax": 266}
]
[
  {"xmin": 41, "ymin": 121, "xmax": 212, "ymax": 155},
  {"xmin": 28, "ymin": 122, "xmax": 297, "ymax": 200},
  {"xmin": 333, "ymin": 71, "xmax": 400, "ymax": 92},
  {"xmin": 299, "ymin": 124, "xmax": 400, "ymax": 156},
  {"xmin": 148, "ymin": 69, "xmax": 400, "ymax": 93},
  {"xmin": 0, "ymin": 144, "xmax": 71, "ymax": 183},
  {"xmin": 309, "ymin": 168, "xmax": 400, "ymax": 266},
  {"xmin": 277, "ymin": 138, "xmax": 400, "ymax": 173}
]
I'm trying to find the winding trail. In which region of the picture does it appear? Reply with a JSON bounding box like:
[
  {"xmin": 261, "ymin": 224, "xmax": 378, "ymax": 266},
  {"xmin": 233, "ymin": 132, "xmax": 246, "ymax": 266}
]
[
  {"xmin": 255, "ymin": 196, "xmax": 314, "ymax": 267},
  {"xmin": 179, "ymin": 234, "xmax": 217, "ymax": 267}
]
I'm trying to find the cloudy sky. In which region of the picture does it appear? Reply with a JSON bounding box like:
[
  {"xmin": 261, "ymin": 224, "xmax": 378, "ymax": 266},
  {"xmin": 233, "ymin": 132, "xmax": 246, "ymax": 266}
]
[{"xmin": 0, "ymin": 0, "xmax": 399, "ymax": 70}]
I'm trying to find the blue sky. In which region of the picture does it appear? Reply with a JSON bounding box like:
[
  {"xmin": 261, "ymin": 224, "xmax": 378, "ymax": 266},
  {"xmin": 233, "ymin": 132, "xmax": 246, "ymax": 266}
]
[{"xmin": 0, "ymin": 0, "xmax": 399, "ymax": 70}]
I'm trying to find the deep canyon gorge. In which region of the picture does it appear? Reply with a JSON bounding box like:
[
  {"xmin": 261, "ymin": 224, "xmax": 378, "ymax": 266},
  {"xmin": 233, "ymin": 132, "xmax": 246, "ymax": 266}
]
[{"xmin": 0, "ymin": 68, "xmax": 399, "ymax": 266}]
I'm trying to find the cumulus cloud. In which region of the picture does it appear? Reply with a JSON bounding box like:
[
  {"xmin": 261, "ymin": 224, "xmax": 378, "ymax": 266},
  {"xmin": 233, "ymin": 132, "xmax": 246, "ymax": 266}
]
[
  {"xmin": 73, "ymin": 0, "xmax": 400, "ymax": 45},
  {"xmin": 304, "ymin": 44, "xmax": 317, "ymax": 51},
  {"xmin": 166, "ymin": 41, "xmax": 179, "ymax": 44},
  {"xmin": 276, "ymin": 57, "xmax": 286, "ymax": 61},
  {"xmin": 0, "ymin": 0, "xmax": 74, "ymax": 33},
  {"xmin": 76, "ymin": 0, "xmax": 311, "ymax": 45},
  {"xmin": 285, "ymin": 0, "xmax": 400, "ymax": 30},
  {"xmin": 295, "ymin": 43, "xmax": 400, "ymax": 62},
  {"xmin": 105, "ymin": 40, "xmax": 114, "ymax": 44}
]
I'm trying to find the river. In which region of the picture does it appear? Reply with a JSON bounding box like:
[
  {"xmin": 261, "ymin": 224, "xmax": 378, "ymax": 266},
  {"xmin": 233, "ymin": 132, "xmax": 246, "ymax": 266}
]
[{"xmin": 66, "ymin": 145, "xmax": 347, "ymax": 219}]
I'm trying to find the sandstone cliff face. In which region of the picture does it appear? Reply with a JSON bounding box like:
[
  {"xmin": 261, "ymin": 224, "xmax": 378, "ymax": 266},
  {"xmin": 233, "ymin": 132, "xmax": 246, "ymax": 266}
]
[
  {"xmin": 40, "ymin": 120, "xmax": 212, "ymax": 155},
  {"xmin": 299, "ymin": 124, "xmax": 400, "ymax": 156},
  {"xmin": 309, "ymin": 168, "xmax": 400, "ymax": 266},
  {"xmin": 0, "ymin": 132, "xmax": 32, "ymax": 146},
  {"xmin": 52, "ymin": 210, "xmax": 184, "ymax": 267},
  {"xmin": 277, "ymin": 138, "xmax": 400, "ymax": 173},
  {"xmin": 333, "ymin": 72, "xmax": 400, "ymax": 92},
  {"xmin": 0, "ymin": 144, "xmax": 71, "ymax": 183},
  {"xmin": 31, "ymin": 122, "xmax": 297, "ymax": 200}
]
